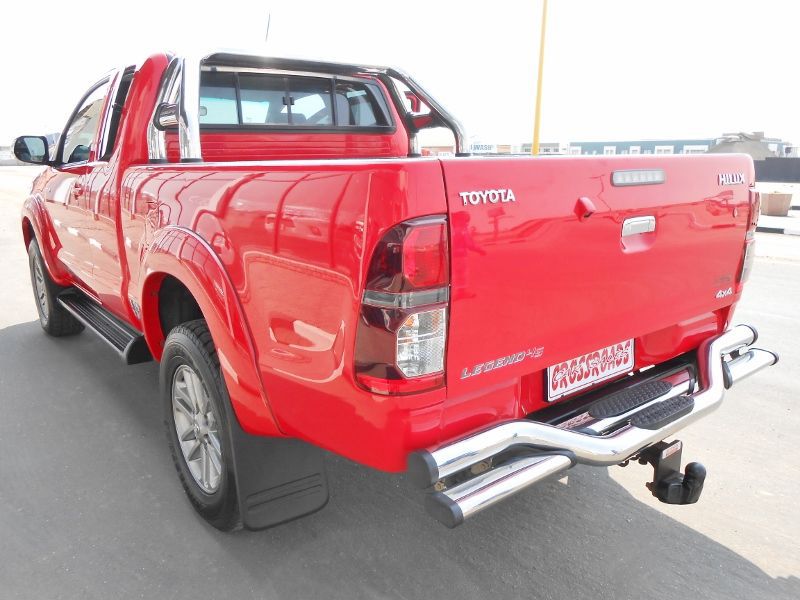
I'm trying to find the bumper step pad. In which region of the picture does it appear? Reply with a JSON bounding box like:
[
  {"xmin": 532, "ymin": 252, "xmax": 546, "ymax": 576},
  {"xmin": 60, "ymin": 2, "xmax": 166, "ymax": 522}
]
[
  {"xmin": 588, "ymin": 380, "xmax": 673, "ymax": 419},
  {"xmin": 630, "ymin": 395, "xmax": 695, "ymax": 430}
]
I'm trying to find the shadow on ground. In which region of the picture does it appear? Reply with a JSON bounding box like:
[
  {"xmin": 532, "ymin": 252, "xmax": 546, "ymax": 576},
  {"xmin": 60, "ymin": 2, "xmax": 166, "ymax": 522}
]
[{"xmin": 0, "ymin": 321, "xmax": 797, "ymax": 600}]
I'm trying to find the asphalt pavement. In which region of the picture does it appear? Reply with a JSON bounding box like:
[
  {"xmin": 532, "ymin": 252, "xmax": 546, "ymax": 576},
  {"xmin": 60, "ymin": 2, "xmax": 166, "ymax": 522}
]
[{"xmin": 0, "ymin": 166, "xmax": 798, "ymax": 600}]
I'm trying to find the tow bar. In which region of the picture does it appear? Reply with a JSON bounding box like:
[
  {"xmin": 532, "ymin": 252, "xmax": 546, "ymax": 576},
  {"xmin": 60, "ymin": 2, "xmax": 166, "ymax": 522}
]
[{"xmin": 638, "ymin": 439, "xmax": 706, "ymax": 505}]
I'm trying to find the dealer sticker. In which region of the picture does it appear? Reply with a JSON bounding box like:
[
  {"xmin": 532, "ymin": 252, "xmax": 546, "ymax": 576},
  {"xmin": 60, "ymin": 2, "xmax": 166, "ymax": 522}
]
[{"xmin": 546, "ymin": 339, "xmax": 634, "ymax": 402}]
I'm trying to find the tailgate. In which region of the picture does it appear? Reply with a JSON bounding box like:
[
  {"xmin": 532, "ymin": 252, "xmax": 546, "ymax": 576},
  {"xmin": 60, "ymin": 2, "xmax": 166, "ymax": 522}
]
[{"xmin": 441, "ymin": 154, "xmax": 753, "ymax": 399}]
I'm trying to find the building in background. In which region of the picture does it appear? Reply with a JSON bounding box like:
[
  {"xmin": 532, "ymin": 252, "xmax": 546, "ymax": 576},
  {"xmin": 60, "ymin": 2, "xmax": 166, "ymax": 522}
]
[
  {"xmin": 421, "ymin": 132, "xmax": 793, "ymax": 158},
  {"xmin": 566, "ymin": 138, "xmax": 716, "ymax": 156},
  {"xmin": 708, "ymin": 132, "xmax": 792, "ymax": 160}
]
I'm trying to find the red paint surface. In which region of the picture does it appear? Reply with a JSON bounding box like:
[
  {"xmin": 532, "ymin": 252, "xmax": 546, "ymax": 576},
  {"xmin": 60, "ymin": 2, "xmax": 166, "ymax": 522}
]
[{"xmin": 20, "ymin": 55, "xmax": 754, "ymax": 471}]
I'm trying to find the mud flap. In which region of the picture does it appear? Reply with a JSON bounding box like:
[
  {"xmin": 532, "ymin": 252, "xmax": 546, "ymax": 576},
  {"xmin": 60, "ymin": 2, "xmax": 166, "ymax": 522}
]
[{"xmin": 225, "ymin": 412, "xmax": 329, "ymax": 530}]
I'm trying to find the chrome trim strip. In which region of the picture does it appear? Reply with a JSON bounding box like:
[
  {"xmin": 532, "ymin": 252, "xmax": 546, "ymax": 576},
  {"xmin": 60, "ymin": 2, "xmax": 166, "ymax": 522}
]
[
  {"xmin": 201, "ymin": 65, "xmax": 380, "ymax": 84},
  {"xmin": 139, "ymin": 157, "xmax": 440, "ymax": 169},
  {"xmin": 363, "ymin": 287, "xmax": 449, "ymax": 309},
  {"xmin": 622, "ymin": 215, "xmax": 656, "ymax": 237}
]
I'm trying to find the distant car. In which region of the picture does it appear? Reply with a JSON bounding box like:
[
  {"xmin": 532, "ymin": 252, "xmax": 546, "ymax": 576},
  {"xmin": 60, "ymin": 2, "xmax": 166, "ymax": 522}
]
[{"xmin": 13, "ymin": 50, "xmax": 776, "ymax": 531}]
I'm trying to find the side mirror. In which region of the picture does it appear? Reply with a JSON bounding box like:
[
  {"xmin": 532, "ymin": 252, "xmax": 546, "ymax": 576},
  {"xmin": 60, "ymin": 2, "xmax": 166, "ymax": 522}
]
[{"xmin": 13, "ymin": 136, "xmax": 50, "ymax": 165}]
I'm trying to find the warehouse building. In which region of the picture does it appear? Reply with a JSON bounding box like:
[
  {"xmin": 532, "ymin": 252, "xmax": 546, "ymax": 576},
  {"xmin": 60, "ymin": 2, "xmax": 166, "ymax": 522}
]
[{"xmin": 565, "ymin": 139, "xmax": 715, "ymax": 155}]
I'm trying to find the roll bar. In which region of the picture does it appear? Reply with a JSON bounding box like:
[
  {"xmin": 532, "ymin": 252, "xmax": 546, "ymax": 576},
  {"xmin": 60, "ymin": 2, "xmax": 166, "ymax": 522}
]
[{"xmin": 147, "ymin": 50, "xmax": 469, "ymax": 163}]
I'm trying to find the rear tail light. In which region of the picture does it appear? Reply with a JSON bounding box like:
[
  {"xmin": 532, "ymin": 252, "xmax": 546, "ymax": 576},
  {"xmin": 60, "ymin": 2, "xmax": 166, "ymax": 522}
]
[
  {"xmin": 739, "ymin": 190, "xmax": 759, "ymax": 283},
  {"xmin": 396, "ymin": 308, "xmax": 447, "ymax": 377},
  {"xmin": 355, "ymin": 216, "xmax": 449, "ymax": 395},
  {"xmin": 402, "ymin": 223, "xmax": 448, "ymax": 288}
]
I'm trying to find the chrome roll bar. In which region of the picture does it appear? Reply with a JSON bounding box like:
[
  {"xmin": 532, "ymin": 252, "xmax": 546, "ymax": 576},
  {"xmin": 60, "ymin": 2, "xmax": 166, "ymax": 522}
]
[
  {"xmin": 146, "ymin": 50, "xmax": 470, "ymax": 163},
  {"xmin": 178, "ymin": 54, "xmax": 203, "ymax": 162}
]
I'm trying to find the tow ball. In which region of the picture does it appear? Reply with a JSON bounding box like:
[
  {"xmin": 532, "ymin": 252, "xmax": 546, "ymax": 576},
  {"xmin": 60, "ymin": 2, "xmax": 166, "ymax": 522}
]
[{"xmin": 637, "ymin": 440, "xmax": 707, "ymax": 505}]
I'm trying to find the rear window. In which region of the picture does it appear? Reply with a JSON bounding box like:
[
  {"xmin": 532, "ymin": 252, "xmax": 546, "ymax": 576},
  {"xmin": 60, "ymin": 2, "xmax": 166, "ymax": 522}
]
[
  {"xmin": 199, "ymin": 71, "xmax": 392, "ymax": 130},
  {"xmin": 199, "ymin": 72, "xmax": 238, "ymax": 125}
]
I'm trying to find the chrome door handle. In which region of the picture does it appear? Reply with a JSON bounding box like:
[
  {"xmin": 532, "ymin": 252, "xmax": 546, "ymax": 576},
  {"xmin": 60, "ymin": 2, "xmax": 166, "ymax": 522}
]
[{"xmin": 622, "ymin": 216, "xmax": 656, "ymax": 237}]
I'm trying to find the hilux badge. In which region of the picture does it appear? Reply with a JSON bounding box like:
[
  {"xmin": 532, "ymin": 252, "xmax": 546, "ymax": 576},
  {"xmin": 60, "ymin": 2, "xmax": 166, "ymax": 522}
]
[
  {"xmin": 718, "ymin": 173, "xmax": 745, "ymax": 186},
  {"xmin": 459, "ymin": 189, "xmax": 516, "ymax": 206}
]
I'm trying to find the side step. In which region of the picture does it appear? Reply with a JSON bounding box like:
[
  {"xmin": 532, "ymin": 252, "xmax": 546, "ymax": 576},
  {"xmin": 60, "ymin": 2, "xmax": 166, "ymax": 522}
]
[{"xmin": 57, "ymin": 293, "xmax": 152, "ymax": 365}]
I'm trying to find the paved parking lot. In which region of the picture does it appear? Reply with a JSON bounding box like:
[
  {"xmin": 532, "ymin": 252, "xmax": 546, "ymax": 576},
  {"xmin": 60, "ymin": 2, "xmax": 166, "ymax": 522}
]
[{"xmin": 1, "ymin": 166, "xmax": 798, "ymax": 599}]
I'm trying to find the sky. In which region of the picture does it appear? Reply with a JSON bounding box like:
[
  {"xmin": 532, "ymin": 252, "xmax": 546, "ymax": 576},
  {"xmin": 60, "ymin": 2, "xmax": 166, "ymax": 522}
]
[{"xmin": 1, "ymin": 0, "xmax": 797, "ymax": 146}]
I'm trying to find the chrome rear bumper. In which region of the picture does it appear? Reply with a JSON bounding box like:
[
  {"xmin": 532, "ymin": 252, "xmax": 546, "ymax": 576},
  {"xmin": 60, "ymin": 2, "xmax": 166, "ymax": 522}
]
[{"xmin": 409, "ymin": 325, "xmax": 777, "ymax": 527}]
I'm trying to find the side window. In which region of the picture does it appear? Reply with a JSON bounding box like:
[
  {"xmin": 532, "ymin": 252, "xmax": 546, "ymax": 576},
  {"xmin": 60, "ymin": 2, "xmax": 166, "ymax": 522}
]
[
  {"xmin": 335, "ymin": 81, "xmax": 390, "ymax": 127},
  {"xmin": 60, "ymin": 81, "xmax": 111, "ymax": 165}
]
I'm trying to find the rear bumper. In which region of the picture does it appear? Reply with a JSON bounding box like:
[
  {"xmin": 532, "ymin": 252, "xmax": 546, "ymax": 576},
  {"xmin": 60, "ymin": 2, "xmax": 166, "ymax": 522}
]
[{"xmin": 408, "ymin": 324, "xmax": 777, "ymax": 527}]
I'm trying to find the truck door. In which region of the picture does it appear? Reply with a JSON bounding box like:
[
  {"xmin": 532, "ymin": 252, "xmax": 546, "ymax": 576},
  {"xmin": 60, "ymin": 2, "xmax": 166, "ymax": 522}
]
[
  {"xmin": 83, "ymin": 68, "xmax": 135, "ymax": 314},
  {"xmin": 45, "ymin": 78, "xmax": 113, "ymax": 289}
]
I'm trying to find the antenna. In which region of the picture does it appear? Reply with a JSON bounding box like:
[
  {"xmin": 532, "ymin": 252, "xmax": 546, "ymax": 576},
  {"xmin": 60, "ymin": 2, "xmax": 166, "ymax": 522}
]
[{"xmin": 265, "ymin": 12, "xmax": 271, "ymax": 43}]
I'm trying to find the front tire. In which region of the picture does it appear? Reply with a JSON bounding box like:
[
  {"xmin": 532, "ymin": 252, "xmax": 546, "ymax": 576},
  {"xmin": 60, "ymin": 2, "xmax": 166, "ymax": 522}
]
[
  {"xmin": 161, "ymin": 319, "xmax": 240, "ymax": 531},
  {"xmin": 27, "ymin": 240, "xmax": 84, "ymax": 337}
]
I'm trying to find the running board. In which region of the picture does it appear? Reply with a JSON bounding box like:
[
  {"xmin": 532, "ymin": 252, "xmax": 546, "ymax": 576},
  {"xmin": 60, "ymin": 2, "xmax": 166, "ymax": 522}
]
[{"xmin": 57, "ymin": 293, "xmax": 152, "ymax": 365}]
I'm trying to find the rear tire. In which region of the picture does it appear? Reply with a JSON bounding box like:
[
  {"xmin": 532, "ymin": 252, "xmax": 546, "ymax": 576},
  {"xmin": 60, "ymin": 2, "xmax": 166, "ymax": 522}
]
[
  {"xmin": 161, "ymin": 319, "xmax": 241, "ymax": 531},
  {"xmin": 27, "ymin": 240, "xmax": 84, "ymax": 337}
]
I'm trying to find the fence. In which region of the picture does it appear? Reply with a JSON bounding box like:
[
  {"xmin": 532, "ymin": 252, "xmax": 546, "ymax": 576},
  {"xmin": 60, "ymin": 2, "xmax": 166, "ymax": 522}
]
[{"xmin": 754, "ymin": 157, "xmax": 800, "ymax": 183}]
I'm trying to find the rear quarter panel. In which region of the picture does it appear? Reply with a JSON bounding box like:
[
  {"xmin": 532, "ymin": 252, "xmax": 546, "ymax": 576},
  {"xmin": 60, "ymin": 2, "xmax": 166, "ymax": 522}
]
[{"xmin": 124, "ymin": 158, "xmax": 448, "ymax": 469}]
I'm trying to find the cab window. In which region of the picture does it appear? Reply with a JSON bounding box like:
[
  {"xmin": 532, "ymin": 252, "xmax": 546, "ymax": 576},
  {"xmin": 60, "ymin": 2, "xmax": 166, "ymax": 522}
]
[
  {"xmin": 60, "ymin": 80, "xmax": 111, "ymax": 165},
  {"xmin": 198, "ymin": 71, "xmax": 392, "ymax": 130}
]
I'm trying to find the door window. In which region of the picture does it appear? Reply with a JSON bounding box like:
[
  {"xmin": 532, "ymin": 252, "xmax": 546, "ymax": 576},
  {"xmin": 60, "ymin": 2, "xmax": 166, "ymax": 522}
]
[
  {"xmin": 60, "ymin": 81, "xmax": 111, "ymax": 164},
  {"xmin": 100, "ymin": 68, "xmax": 135, "ymax": 160}
]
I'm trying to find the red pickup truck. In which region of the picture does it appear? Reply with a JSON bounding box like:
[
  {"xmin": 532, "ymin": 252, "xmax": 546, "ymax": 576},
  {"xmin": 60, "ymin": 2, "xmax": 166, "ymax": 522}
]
[{"xmin": 14, "ymin": 50, "xmax": 777, "ymax": 530}]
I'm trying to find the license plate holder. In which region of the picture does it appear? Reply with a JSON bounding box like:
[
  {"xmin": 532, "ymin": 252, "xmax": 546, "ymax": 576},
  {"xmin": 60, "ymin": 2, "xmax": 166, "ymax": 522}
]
[{"xmin": 546, "ymin": 339, "xmax": 634, "ymax": 402}]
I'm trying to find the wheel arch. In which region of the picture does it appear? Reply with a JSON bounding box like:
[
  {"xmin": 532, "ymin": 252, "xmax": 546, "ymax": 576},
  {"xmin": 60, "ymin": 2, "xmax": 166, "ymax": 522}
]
[
  {"xmin": 22, "ymin": 195, "xmax": 72, "ymax": 286},
  {"xmin": 139, "ymin": 226, "xmax": 282, "ymax": 437}
]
